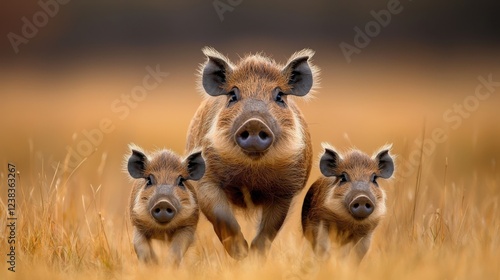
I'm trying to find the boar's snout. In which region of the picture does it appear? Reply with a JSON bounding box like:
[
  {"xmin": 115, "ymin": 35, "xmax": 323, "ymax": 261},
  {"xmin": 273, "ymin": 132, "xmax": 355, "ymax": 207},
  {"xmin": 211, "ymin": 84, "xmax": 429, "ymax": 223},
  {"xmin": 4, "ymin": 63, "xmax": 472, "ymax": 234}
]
[
  {"xmin": 150, "ymin": 200, "xmax": 177, "ymax": 224},
  {"xmin": 348, "ymin": 195, "xmax": 374, "ymax": 219},
  {"xmin": 235, "ymin": 118, "xmax": 274, "ymax": 153}
]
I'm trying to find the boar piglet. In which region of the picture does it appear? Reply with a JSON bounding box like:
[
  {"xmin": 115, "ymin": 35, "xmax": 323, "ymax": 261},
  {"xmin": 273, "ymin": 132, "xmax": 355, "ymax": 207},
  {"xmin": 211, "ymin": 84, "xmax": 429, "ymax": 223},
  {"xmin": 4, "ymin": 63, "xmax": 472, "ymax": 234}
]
[
  {"xmin": 126, "ymin": 146, "xmax": 205, "ymax": 266},
  {"xmin": 301, "ymin": 144, "xmax": 394, "ymax": 262},
  {"xmin": 187, "ymin": 47, "xmax": 319, "ymax": 259}
]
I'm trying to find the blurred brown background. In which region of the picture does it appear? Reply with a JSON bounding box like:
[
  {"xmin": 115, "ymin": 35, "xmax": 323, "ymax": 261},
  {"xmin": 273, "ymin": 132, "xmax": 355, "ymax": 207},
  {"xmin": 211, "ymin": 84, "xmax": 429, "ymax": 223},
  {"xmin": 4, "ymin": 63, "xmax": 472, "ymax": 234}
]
[
  {"xmin": 0, "ymin": 2, "xmax": 499, "ymax": 279},
  {"xmin": 0, "ymin": 0, "xmax": 499, "ymax": 220}
]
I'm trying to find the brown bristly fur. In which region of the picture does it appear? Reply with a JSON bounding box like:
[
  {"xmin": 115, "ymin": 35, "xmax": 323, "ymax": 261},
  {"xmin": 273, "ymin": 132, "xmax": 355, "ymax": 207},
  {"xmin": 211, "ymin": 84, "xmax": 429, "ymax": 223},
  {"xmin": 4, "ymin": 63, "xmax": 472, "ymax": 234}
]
[
  {"xmin": 126, "ymin": 146, "xmax": 199, "ymax": 266},
  {"xmin": 196, "ymin": 47, "xmax": 320, "ymax": 101},
  {"xmin": 302, "ymin": 145, "xmax": 393, "ymax": 263},
  {"xmin": 186, "ymin": 47, "xmax": 317, "ymax": 259}
]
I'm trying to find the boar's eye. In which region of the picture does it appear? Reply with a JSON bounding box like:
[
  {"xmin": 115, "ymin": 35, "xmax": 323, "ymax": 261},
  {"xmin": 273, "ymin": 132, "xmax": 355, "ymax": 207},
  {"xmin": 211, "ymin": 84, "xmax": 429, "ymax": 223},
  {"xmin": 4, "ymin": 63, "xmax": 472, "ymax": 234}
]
[
  {"xmin": 273, "ymin": 88, "xmax": 286, "ymax": 107},
  {"xmin": 227, "ymin": 87, "xmax": 240, "ymax": 107},
  {"xmin": 176, "ymin": 176, "xmax": 186, "ymax": 190},
  {"xmin": 145, "ymin": 174, "xmax": 155, "ymax": 187},
  {"xmin": 338, "ymin": 172, "xmax": 349, "ymax": 184},
  {"xmin": 370, "ymin": 173, "xmax": 379, "ymax": 186}
]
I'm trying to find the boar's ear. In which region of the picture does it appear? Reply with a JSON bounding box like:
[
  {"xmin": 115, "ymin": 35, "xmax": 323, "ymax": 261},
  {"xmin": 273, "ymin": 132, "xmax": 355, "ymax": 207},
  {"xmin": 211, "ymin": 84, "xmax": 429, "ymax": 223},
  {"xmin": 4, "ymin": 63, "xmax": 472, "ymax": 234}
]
[
  {"xmin": 375, "ymin": 149, "xmax": 394, "ymax": 179},
  {"xmin": 185, "ymin": 151, "xmax": 205, "ymax": 181},
  {"xmin": 201, "ymin": 47, "xmax": 233, "ymax": 96},
  {"xmin": 282, "ymin": 49, "xmax": 315, "ymax": 96},
  {"xmin": 128, "ymin": 149, "xmax": 148, "ymax": 179},
  {"xmin": 320, "ymin": 148, "xmax": 340, "ymax": 177}
]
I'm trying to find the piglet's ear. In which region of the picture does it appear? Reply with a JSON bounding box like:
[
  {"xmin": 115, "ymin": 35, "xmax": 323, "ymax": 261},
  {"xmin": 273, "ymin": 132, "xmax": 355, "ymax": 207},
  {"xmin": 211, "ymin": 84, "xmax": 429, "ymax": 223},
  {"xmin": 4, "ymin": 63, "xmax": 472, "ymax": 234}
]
[
  {"xmin": 128, "ymin": 149, "xmax": 148, "ymax": 179},
  {"xmin": 320, "ymin": 148, "xmax": 340, "ymax": 177},
  {"xmin": 375, "ymin": 149, "xmax": 394, "ymax": 179},
  {"xmin": 201, "ymin": 47, "xmax": 233, "ymax": 96},
  {"xmin": 282, "ymin": 49, "xmax": 315, "ymax": 96},
  {"xmin": 185, "ymin": 151, "xmax": 205, "ymax": 181}
]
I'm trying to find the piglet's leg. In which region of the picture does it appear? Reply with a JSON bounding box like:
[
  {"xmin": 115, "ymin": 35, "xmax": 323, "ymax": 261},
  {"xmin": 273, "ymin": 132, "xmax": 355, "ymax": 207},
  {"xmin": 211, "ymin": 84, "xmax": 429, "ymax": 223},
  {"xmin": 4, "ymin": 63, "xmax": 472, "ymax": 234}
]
[
  {"xmin": 198, "ymin": 181, "xmax": 248, "ymax": 260},
  {"xmin": 133, "ymin": 228, "xmax": 157, "ymax": 264},
  {"xmin": 313, "ymin": 221, "xmax": 331, "ymax": 261}
]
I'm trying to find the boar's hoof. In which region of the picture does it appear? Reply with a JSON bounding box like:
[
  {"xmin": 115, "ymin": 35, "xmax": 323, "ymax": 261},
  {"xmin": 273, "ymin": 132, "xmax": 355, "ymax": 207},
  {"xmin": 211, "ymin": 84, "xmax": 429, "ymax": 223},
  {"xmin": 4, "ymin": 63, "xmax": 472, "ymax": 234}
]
[
  {"xmin": 250, "ymin": 236, "xmax": 272, "ymax": 256},
  {"xmin": 150, "ymin": 200, "xmax": 176, "ymax": 223},
  {"xmin": 349, "ymin": 195, "xmax": 374, "ymax": 219},
  {"xmin": 222, "ymin": 234, "xmax": 249, "ymax": 260}
]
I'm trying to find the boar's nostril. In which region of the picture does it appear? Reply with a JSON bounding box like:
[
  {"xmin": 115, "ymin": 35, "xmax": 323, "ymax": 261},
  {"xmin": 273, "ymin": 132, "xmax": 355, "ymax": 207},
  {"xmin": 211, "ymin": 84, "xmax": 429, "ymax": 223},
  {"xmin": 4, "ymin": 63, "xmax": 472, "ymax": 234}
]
[
  {"xmin": 150, "ymin": 201, "xmax": 176, "ymax": 224},
  {"xmin": 240, "ymin": 131, "xmax": 250, "ymax": 140},
  {"xmin": 349, "ymin": 196, "xmax": 374, "ymax": 219},
  {"xmin": 259, "ymin": 131, "xmax": 269, "ymax": 140},
  {"xmin": 235, "ymin": 119, "xmax": 274, "ymax": 153}
]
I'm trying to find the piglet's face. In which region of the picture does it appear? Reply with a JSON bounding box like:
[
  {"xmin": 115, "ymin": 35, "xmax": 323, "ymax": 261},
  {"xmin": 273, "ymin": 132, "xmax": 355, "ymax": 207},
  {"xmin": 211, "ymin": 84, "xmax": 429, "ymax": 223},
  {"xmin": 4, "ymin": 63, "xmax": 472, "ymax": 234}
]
[
  {"xmin": 127, "ymin": 149, "xmax": 205, "ymax": 229},
  {"xmin": 319, "ymin": 145, "xmax": 394, "ymax": 223}
]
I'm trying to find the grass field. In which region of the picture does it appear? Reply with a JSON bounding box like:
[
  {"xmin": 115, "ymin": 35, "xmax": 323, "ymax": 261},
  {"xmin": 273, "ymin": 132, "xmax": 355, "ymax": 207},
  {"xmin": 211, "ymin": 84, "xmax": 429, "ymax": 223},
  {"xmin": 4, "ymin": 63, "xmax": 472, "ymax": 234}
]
[{"xmin": 1, "ymin": 49, "xmax": 499, "ymax": 279}]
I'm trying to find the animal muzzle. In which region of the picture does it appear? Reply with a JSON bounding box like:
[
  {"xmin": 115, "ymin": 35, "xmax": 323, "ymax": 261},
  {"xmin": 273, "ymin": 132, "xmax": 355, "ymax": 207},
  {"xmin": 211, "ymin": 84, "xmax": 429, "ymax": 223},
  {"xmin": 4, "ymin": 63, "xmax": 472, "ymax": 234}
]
[
  {"xmin": 150, "ymin": 200, "xmax": 177, "ymax": 224},
  {"xmin": 234, "ymin": 118, "xmax": 274, "ymax": 153},
  {"xmin": 348, "ymin": 195, "xmax": 375, "ymax": 219}
]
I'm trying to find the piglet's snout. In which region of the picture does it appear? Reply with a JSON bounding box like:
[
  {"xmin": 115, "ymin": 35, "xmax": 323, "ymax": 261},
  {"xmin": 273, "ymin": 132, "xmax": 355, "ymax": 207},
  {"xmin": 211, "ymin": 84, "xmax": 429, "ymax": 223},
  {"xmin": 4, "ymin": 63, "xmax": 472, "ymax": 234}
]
[
  {"xmin": 349, "ymin": 195, "xmax": 374, "ymax": 219},
  {"xmin": 150, "ymin": 200, "xmax": 177, "ymax": 223}
]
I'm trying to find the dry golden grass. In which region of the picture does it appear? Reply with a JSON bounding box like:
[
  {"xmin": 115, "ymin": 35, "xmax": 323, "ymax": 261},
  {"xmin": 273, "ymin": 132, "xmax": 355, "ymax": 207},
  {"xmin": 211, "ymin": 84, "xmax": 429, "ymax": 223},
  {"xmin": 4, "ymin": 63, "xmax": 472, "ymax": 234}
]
[{"xmin": 0, "ymin": 52, "xmax": 499, "ymax": 279}]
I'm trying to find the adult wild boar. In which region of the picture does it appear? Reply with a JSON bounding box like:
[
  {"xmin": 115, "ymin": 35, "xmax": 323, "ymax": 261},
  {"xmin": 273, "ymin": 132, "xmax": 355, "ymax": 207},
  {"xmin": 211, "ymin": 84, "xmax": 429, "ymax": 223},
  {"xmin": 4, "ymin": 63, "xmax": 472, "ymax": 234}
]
[{"xmin": 186, "ymin": 47, "xmax": 318, "ymax": 259}]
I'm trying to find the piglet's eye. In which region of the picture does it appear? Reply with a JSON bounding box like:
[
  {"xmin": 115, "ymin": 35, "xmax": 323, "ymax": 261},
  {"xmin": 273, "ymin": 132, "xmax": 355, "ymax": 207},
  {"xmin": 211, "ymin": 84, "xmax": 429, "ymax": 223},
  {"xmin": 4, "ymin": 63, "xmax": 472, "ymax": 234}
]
[
  {"xmin": 272, "ymin": 88, "xmax": 287, "ymax": 108},
  {"xmin": 339, "ymin": 173, "xmax": 349, "ymax": 184},
  {"xmin": 371, "ymin": 173, "xmax": 378, "ymax": 185},
  {"xmin": 145, "ymin": 175, "xmax": 155, "ymax": 187},
  {"xmin": 176, "ymin": 176, "xmax": 186, "ymax": 189}
]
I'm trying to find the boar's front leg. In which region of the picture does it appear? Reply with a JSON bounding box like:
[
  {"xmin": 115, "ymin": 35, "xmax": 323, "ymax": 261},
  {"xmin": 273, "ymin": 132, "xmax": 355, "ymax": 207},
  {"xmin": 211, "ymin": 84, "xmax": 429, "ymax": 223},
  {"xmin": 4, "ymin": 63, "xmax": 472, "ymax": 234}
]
[
  {"xmin": 198, "ymin": 181, "xmax": 249, "ymax": 260},
  {"xmin": 251, "ymin": 197, "xmax": 291, "ymax": 256},
  {"xmin": 351, "ymin": 233, "xmax": 372, "ymax": 263},
  {"xmin": 167, "ymin": 227, "xmax": 195, "ymax": 267},
  {"xmin": 133, "ymin": 228, "xmax": 157, "ymax": 264}
]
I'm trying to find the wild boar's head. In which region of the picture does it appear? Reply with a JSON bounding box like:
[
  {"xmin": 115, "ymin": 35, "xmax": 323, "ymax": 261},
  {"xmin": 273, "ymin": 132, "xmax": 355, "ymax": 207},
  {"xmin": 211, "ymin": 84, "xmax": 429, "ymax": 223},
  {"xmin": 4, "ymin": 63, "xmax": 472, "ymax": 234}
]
[
  {"xmin": 127, "ymin": 147, "xmax": 205, "ymax": 229},
  {"xmin": 200, "ymin": 47, "xmax": 318, "ymax": 161},
  {"xmin": 319, "ymin": 144, "xmax": 394, "ymax": 223}
]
